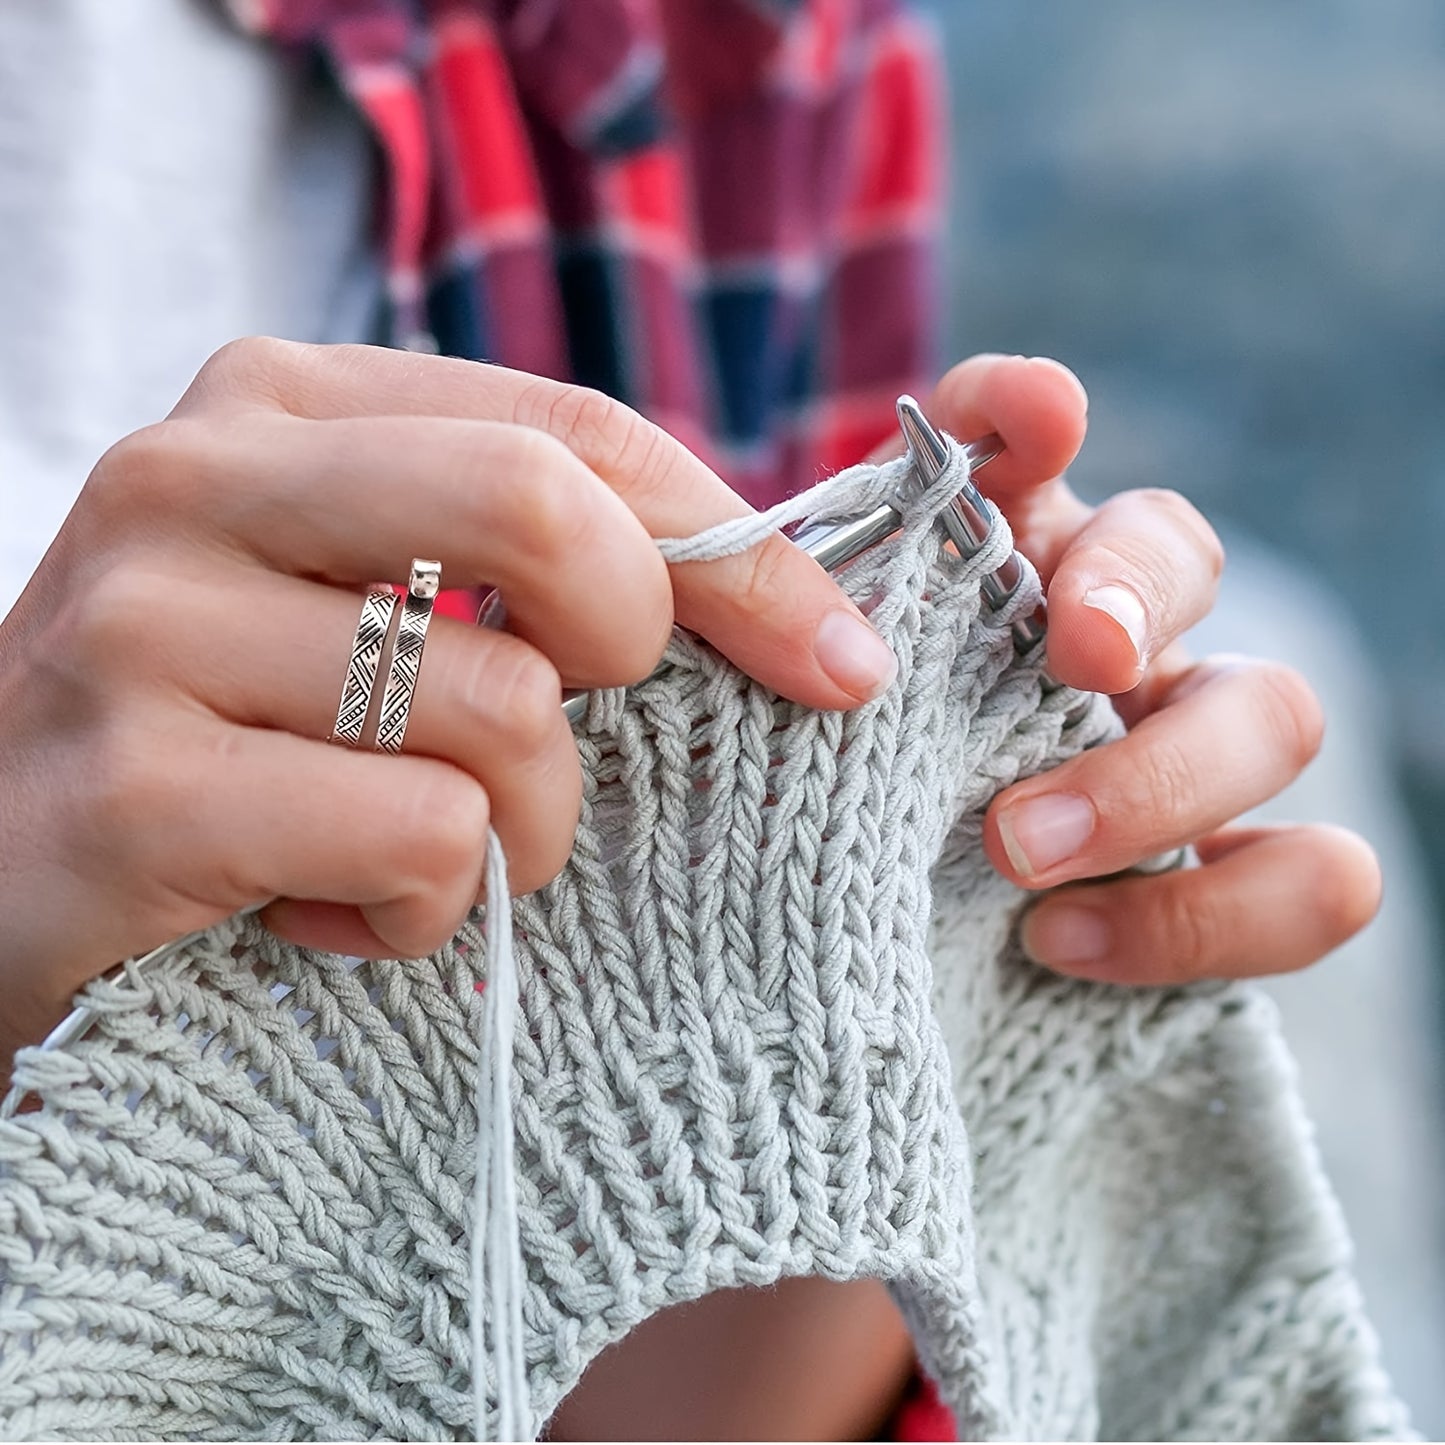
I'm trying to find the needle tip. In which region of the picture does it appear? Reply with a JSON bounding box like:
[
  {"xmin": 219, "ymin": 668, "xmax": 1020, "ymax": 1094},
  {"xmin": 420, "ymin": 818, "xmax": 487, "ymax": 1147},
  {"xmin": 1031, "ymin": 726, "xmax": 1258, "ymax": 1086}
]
[{"xmin": 895, "ymin": 395, "xmax": 950, "ymax": 484}]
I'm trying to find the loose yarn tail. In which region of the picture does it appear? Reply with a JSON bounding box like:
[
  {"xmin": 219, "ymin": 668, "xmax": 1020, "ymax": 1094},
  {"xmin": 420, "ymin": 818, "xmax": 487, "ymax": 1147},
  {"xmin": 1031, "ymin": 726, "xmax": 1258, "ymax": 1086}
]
[{"xmin": 472, "ymin": 831, "xmax": 528, "ymax": 1441}]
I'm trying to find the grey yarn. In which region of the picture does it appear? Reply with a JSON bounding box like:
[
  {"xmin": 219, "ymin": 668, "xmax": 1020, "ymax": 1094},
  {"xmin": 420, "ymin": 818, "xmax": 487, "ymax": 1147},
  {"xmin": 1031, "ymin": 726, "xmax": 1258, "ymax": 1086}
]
[
  {"xmin": 0, "ymin": 443, "xmax": 1412, "ymax": 1442},
  {"xmin": 471, "ymin": 834, "xmax": 525, "ymax": 1443}
]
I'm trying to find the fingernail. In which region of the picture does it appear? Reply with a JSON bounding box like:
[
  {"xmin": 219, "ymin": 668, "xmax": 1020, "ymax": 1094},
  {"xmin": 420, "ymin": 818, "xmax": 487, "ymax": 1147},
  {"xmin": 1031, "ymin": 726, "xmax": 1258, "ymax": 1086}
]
[
  {"xmin": 1083, "ymin": 583, "xmax": 1149, "ymax": 672},
  {"xmin": 1026, "ymin": 356, "xmax": 1089, "ymax": 414},
  {"xmin": 1020, "ymin": 904, "xmax": 1112, "ymax": 969},
  {"xmin": 813, "ymin": 609, "xmax": 898, "ymax": 701},
  {"xmin": 997, "ymin": 792, "xmax": 1096, "ymax": 877}
]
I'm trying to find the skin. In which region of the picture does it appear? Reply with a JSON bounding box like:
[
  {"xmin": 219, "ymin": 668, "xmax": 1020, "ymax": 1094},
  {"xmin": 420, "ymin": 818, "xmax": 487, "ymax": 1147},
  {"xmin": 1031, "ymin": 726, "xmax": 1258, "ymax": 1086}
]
[
  {"xmin": 918, "ymin": 355, "xmax": 1381, "ymax": 984},
  {"xmin": 0, "ymin": 340, "xmax": 1382, "ymax": 1439}
]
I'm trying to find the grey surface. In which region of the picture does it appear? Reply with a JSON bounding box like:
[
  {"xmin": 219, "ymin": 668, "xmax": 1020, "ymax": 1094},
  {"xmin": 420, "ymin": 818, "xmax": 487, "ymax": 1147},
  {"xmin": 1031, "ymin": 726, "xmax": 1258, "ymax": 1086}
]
[
  {"xmin": 935, "ymin": 1, "xmax": 1445, "ymax": 814},
  {"xmin": 933, "ymin": 4, "xmax": 1445, "ymax": 1428},
  {"xmin": 1197, "ymin": 542, "xmax": 1445, "ymax": 1433}
]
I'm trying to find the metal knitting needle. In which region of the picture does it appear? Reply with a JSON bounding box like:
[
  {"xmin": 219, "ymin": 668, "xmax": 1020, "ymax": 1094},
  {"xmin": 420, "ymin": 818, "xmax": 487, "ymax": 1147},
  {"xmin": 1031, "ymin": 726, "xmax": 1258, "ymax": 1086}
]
[
  {"xmin": 785, "ymin": 424, "xmax": 1003, "ymax": 574},
  {"xmin": 560, "ymin": 400, "xmax": 1196, "ymax": 877},
  {"xmin": 894, "ymin": 396, "xmax": 1048, "ymax": 658},
  {"xmin": 896, "ymin": 395, "xmax": 1067, "ymax": 696},
  {"xmin": 895, "ymin": 398, "xmax": 1185, "ymax": 877},
  {"xmin": 561, "ymin": 404, "xmax": 1016, "ymax": 725}
]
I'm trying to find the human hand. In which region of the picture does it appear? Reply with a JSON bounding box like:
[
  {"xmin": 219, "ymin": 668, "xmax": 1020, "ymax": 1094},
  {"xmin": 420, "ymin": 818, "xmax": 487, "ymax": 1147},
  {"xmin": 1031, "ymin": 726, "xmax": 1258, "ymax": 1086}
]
[
  {"xmin": 0, "ymin": 339, "xmax": 899, "ymax": 1060},
  {"xmin": 891, "ymin": 353, "xmax": 1382, "ymax": 985}
]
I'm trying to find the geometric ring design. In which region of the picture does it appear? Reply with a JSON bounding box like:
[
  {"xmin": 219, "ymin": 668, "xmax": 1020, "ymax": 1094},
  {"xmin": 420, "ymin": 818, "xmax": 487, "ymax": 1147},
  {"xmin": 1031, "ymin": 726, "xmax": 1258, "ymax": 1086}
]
[
  {"xmin": 329, "ymin": 585, "xmax": 399, "ymax": 748},
  {"xmin": 374, "ymin": 558, "xmax": 442, "ymax": 755}
]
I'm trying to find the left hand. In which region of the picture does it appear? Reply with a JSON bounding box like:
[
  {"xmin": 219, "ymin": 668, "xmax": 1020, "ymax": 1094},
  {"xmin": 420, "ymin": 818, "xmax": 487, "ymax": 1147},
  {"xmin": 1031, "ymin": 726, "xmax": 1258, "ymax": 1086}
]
[{"xmin": 875, "ymin": 353, "xmax": 1381, "ymax": 985}]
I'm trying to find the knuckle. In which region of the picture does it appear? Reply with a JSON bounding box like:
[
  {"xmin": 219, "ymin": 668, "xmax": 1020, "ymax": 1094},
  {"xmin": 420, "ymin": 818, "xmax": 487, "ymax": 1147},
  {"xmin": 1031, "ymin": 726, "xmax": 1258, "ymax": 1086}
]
[
  {"xmin": 456, "ymin": 642, "xmax": 563, "ymax": 757},
  {"xmin": 1251, "ymin": 661, "xmax": 1325, "ymax": 770},
  {"xmin": 539, "ymin": 384, "xmax": 630, "ymax": 464},
  {"xmin": 1136, "ymin": 487, "xmax": 1224, "ymax": 567},
  {"xmin": 490, "ymin": 649, "xmax": 564, "ymax": 747},
  {"xmin": 87, "ymin": 421, "xmax": 201, "ymax": 521},
  {"xmin": 735, "ymin": 534, "xmax": 800, "ymax": 616},
  {"xmin": 599, "ymin": 406, "xmax": 674, "ymax": 506},
  {"xmin": 46, "ymin": 563, "xmax": 169, "ymax": 680},
  {"xmin": 532, "ymin": 383, "xmax": 675, "ymax": 499},
  {"xmin": 1116, "ymin": 488, "xmax": 1226, "ymax": 589},
  {"xmin": 1149, "ymin": 881, "xmax": 1217, "ymax": 982},
  {"xmin": 1132, "ymin": 486, "xmax": 1198, "ymax": 529},
  {"xmin": 479, "ymin": 418, "xmax": 672, "ymax": 681},
  {"xmin": 1132, "ymin": 732, "xmax": 1199, "ymax": 833},
  {"xmin": 194, "ymin": 335, "xmax": 307, "ymax": 404},
  {"xmin": 83, "ymin": 715, "xmax": 175, "ymax": 852},
  {"xmin": 491, "ymin": 428, "xmax": 591, "ymax": 565}
]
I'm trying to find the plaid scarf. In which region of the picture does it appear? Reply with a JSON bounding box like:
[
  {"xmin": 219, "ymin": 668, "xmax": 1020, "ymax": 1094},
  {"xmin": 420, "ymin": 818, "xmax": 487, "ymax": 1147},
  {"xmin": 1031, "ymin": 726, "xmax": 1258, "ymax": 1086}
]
[{"xmin": 230, "ymin": 0, "xmax": 945, "ymax": 512}]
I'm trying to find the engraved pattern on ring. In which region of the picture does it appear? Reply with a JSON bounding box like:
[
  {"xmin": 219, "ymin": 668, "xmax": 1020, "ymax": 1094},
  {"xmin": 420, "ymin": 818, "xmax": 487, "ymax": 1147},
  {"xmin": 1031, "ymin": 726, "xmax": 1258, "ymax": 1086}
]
[
  {"xmin": 375, "ymin": 561, "xmax": 441, "ymax": 754},
  {"xmin": 330, "ymin": 587, "xmax": 398, "ymax": 747}
]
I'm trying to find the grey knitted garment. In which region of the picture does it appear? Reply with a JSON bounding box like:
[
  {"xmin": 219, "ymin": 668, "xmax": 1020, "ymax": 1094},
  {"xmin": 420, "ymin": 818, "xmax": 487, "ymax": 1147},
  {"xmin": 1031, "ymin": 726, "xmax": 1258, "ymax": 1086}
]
[{"xmin": 0, "ymin": 446, "xmax": 1410, "ymax": 1442}]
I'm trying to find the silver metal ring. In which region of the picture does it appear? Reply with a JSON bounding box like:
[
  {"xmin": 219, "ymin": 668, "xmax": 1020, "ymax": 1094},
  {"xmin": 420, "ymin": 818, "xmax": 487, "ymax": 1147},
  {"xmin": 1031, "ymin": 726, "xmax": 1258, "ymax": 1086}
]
[
  {"xmin": 330, "ymin": 586, "xmax": 399, "ymax": 747},
  {"xmin": 374, "ymin": 559, "xmax": 441, "ymax": 755}
]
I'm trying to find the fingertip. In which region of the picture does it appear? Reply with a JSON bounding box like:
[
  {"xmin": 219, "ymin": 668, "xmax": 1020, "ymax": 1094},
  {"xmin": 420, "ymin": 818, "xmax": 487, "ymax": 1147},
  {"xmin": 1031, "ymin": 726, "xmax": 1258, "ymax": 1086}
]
[
  {"xmin": 982, "ymin": 806, "xmax": 1028, "ymax": 886},
  {"xmin": 263, "ymin": 898, "xmax": 395, "ymax": 957},
  {"xmin": 1044, "ymin": 580, "xmax": 1148, "ymax": 695},
  {"xmin": 982, "ymin": 788, "xmax": 1089, "ymax": 889},
  {"xmin": 361, "ymin": 894, "xmax": 470, "ymax": 961},
  {"xmin": 680, "ymin": 535, "xmax": 899, "ymax": 712},
  {"xmin": 1018, "ymin": 898, "xmax": 1120, "ymax": 978},
  {"xmin": 928, "ymin": 353, "xmax": 1088, "ymax": 491},
  {"xmin": 1314, "ymin": 824, "xmax": 1384, "ymax": 940},
  {"xmin": 812, "ymin": 608, "xmax": 899, "ymax": 704},
  {"xmin": 1023, "ymin": 356, "xmax": 1089, "ymax": 417}
]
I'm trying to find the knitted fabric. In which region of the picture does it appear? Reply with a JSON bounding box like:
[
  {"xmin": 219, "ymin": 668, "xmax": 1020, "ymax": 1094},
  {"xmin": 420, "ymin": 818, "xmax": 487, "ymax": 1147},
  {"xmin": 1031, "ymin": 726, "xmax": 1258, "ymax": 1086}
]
[{"xmin": 0, "ymin": 446, "xmax": 1410, "ymax": 1442}]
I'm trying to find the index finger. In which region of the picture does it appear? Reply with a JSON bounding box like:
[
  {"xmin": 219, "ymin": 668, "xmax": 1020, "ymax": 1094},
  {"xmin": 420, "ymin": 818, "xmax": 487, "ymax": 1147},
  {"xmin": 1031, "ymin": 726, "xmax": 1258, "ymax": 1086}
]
[
  {"xmin": 174, "ymin": 339, "xmax": 897, "ymax": 710},
  {"xmin": 917, "ymin": 353, "xmax": 1089, "ymax": 498},
  {"xmin": 865, "ymin": 353, "xmax": 1097, "ymax": 573}
]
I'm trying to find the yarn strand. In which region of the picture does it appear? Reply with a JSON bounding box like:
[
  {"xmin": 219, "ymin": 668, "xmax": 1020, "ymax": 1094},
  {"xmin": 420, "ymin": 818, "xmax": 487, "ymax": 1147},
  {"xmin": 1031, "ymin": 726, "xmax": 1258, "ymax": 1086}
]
[{"xmin": 472, "ymin": 831, "xmax": 527, "ymax": 1441}]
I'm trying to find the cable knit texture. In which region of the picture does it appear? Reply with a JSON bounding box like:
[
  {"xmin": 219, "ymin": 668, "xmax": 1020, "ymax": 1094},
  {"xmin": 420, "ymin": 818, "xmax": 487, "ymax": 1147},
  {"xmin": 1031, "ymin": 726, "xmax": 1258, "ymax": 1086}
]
[{"xmin": 0, "ymin": 445, "xmax": 1410, "ymax": 1441}]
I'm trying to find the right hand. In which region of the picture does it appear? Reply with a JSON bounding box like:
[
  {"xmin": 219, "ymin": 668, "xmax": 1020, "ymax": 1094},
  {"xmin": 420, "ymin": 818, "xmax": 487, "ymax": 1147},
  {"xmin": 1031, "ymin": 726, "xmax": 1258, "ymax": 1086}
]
[{"xmin": 0, "ymin": 339, "xmax": 897, "ymax": 1064}]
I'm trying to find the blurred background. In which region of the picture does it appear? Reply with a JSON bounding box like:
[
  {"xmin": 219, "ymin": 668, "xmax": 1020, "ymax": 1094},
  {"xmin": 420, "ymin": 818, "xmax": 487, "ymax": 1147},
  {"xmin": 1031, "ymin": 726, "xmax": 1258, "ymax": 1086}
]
[
  {"xmin": 4, "ymin": 0, "xmax": 1439, "ymax": 1431},
  {"xmin": 934, "ymin": 1, "xmax": 1445, "ymax": 1428}
]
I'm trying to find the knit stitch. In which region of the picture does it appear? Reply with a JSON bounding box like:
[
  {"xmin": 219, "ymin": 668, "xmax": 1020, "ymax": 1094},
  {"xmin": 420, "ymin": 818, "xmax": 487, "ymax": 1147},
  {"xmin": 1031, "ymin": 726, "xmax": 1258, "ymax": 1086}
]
[{"xmin": 0, "ymin": 444, "xmax": 1411, "ymax": 1441}]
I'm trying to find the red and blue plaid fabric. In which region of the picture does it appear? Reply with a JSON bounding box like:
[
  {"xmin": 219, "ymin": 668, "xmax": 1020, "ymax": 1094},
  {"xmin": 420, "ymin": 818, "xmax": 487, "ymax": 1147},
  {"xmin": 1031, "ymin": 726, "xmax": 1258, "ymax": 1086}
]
[{"xmin": 231, "ymin": 0, "xmax": 945, "ymax": 512}]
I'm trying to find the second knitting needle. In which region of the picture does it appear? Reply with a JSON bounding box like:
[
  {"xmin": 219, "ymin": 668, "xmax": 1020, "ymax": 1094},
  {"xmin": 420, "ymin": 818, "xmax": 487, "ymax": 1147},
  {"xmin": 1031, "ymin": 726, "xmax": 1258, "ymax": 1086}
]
[{"xmin": 561, "ymin": 403, "xmax": 1007, "ymax": 725}]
